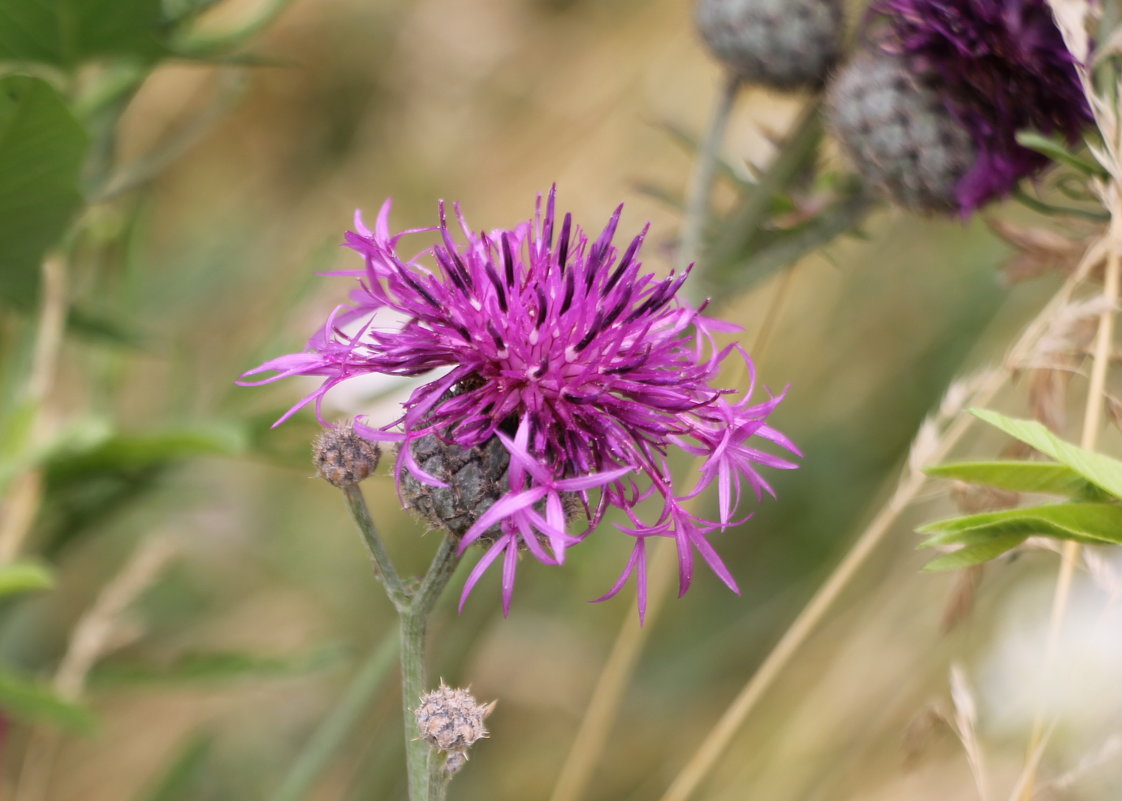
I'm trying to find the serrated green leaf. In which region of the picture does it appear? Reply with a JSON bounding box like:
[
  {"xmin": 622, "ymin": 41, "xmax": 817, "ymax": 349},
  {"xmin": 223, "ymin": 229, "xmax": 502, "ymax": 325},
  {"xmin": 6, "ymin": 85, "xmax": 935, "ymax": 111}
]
[
  {"xmin": 919, "ymin": 503, "xmax": 1122, "ymax": 546},
  {"xmin": 0, "ymin": 668, "xmax": 96, "ymax": 732},
  {"xmin": 91, "ymin": 645, "xmax": 348, "ymax": 687},
  {"xmin": 971, "ymin": 408, "xmax": 1122, "ymax": 500},
  {"xmin": 0, "ymin": 0, "xmax": 168, "ymax": 67},
  {"xmin": 924, "ymin": 460, "xmax": 1107, "ymax": 499},
  {"xmin": 0, "ymin": 76, "xmax": 88, "ymax": 309},
  {"xmin": 0, "ymin": 561, "xmax": 53, "ymax": 597},
  {"xmin": 922, "ymin": 534, "xmax": 1027, "ymax": 571}
]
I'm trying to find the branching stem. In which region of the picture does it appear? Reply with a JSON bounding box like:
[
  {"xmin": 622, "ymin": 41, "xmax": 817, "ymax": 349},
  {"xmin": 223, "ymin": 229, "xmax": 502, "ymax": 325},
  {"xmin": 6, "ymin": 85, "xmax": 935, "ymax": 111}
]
[{"xmin": 341, "ymin": 485, "xmax": 462, "ymax": 801}]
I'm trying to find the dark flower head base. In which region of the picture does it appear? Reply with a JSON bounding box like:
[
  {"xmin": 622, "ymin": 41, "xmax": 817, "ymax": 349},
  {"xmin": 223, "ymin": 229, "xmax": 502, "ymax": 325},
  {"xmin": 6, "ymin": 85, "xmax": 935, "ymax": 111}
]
[
  {"xmin": 241, "ymin": 188, "xmax": 799, "ymax": 618},
  {"xmin": 870, "ymin": 0, "xmax": 1092, "ymax": 213}
]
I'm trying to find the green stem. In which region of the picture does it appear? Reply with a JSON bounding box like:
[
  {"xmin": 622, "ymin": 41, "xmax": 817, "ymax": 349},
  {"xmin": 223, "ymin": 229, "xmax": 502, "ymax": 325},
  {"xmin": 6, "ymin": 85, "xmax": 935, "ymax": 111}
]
[
  {"xmin": 400, "ymin": 535, "xmax": 463, "ymax": 801},
  {"xmin": 705, "ymin": 185, "xmax": 873, "ymax": 291},
  {"xmin": 400, "ymin": 609, "xmax": 430, "ymax": 800},
  {"xmin": 705, "ymin": 102, "xmax": 823, "ymax": 276},
  {"xmin": 679, "ymin": 73, "xmax": 740, "ymax": 272},
  {"xmin": 341, "ymin": 487, "xmax": 462, "ymax": 801},
  {"xmin": 343, "ymin": 484, "xmax": 409, "ymax": 609},
  {"xmin": 272, "ymin": 634, "xmax": 399, "ymax": 801},
  {"xmin": 93, "ymin": 70, "xmax": 247, "ymax": 203},
  {"xmin": 677, "ymin": 73, "xmax": 740, "ymax": 270},
  {"xmin": 430, "ymin": 754, "xmax": 452, "ymax": 801},
  {"xmin": 412, "ymin": 535, "xmax": 462, "ymax": 618}
]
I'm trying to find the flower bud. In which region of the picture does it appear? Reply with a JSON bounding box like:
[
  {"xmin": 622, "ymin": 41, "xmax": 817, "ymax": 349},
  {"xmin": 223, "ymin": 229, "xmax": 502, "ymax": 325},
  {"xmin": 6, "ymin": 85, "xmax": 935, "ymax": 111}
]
[
  {"xmin": 399, "ymin": 434, "xmax": 509, "ymax": 540},
  {"xmin": 827, "ymin": 50, "xmax": 974, "ymax": 213},
  {"xmin": 414, "ymin": 682, "xmax": 493, "ymax": 773},
  {"xmin": 695, "ymin": 0, "xmax": 843, "ymax": 90},
  {"xmin": 313, "ymin": 424, "xmax": 382, "ymax": 487}
]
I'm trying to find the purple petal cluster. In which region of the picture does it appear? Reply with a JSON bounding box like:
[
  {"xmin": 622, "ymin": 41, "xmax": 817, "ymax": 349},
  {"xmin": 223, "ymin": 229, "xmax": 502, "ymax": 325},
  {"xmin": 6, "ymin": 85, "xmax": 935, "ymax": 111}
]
[
  {"xmin": 872, "ymin": 0, "xmax": 1091, "ymax": 212},
  {"xmin": 241, "ymin": 188, "xmax": 799, "ymax": 618}
]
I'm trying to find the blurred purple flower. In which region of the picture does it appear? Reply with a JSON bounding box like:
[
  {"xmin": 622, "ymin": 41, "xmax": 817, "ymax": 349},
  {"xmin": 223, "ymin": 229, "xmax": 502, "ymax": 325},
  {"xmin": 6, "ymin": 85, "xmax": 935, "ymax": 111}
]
[
  {"xmin": 872, "ymin": 0, "xmax": 1091, "ymax": 212},
  {"xmin": 241, "ymin": 188, "xmax": 799, "ymax": 618}
]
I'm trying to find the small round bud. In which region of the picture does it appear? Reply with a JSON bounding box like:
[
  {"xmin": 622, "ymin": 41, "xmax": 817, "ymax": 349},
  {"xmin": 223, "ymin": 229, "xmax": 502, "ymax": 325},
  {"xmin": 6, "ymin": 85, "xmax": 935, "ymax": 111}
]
[
  {"xmin": 313, "ymin": 424, "xmax": 382, "ymax": 487},
  {"xmin": 399, "ymin": 434, "xmax": 510, "ymax": 541},
  {"xmin": 695, "ymin": 0, "xmax": 844, "ymax": 90},
  {"xmin": 414, "ymin": 682, "xmax": 493, "ymax": 758},
  {"xmin": 827, "ymin": 50, "xmax": 975, "ymax": 213}
]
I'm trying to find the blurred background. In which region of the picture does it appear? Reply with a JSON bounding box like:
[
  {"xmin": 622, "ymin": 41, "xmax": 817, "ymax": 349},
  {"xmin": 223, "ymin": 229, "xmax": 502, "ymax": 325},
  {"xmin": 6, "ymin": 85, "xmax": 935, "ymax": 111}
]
[{"xmin": 2, "ymin": 0, "xmax": 1120, "ymax": 799}]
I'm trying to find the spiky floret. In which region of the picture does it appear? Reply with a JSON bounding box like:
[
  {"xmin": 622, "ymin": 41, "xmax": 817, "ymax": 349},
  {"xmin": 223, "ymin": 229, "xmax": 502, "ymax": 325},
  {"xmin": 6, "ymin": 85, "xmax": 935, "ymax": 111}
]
[
  {"xmin": 240, "ymin": 188, "xmax": 799, "ymax": 618},
  {"xmin": 695, "ymin": 0, "xmax": 844, "ymax": 90},
  {"xmin": 869, "ymin": 0, "xmax": 1091, "ymax": 213}
]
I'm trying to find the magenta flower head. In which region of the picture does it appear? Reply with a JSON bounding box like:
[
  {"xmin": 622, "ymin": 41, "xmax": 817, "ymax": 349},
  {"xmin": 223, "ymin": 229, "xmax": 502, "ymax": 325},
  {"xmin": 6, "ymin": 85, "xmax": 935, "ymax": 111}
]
[
  {"xmin": 871, "ymin": 0, "xmax": 1091, "ymax": 213},
  {"xmin": 240, "ymin": 188, "xmax": 799, "ymax": 619}
]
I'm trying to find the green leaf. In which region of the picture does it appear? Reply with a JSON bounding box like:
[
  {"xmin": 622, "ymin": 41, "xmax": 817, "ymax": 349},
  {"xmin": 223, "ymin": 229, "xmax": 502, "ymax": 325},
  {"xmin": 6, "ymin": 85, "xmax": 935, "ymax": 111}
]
[
  {"xmin": 92, "ymin": 645, "xmax": 348, "ymax": 687},
  {"xmin": 923, "ymin": 534, "xmax": 1027, "ymax": 571},
  {"xmin": 0, "ymin": 76, "xmax": 88, "ymax": 309},
  {"xmin": 35, "ymin": 422, "xmax": 246, "ymax": 555},
  {"xmin": 1015, "ymin": 130, "xmax": 1104, "ymax": 177},
  {"xmin": 68, "ymin": 306, "xmax": 149, "ymax": 349},
  {"xmin": 0, "ymin": 668, "xmax": 96, "ymax": 732},
  {"xmin": 924, "ymin": 460, "xmax": 1108, "ymax": 499},
  {"xmin": 1012, "ymin": 187, "xmax": 1109, "ymax": 222},
  {"xmin": 919, "ymin": 503, "xmax": 1122, "ymax": 547},
  {"xmin": 0, "ymin": 0, "xmax": 168, "ymax": 67},
  {"xmin": 0, "ymin": 561, "xmax": 54, "ymax": 597},
  {"xmin": 971, "ymin": 408, "xmax": 1122, "ymax": 500},
  {"xmin": 133, "ymin": 732, "xmax": 215, "ymax": 801},
  {"xmin": 44, "ymin": 423, "xmax": 247, "ymax": 482}
]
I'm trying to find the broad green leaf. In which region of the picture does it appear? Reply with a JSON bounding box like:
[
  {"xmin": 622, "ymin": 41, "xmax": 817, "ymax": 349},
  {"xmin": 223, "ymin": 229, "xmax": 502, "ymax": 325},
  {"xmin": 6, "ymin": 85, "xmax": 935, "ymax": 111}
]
[
  {"xmin": 0, "ymin": 0, "xmax": 168, "ymax": 67},
  {"xmin": 0, "ymin": 668, "xmax": 96, "ymax": 732},
  {"xmin": 971, "ymin": 408, "xmax": 1122, "ymax": 500},
  {"xmin": 36, "ymin": 422, "xmax": 246, "ymax": 555},
  {"xmin": 44, "ymin": 423, "xmax": 247, "ymax": 482},
  {"xmin": 0, "ymin": 561, "xmax": 53, "ymax": 597},
  {"xmin": 134, "ymin": 732, "xmax": 215, "ymax": 801},
  {"xmin": 924, "ymin": 460, "xmax": 1107, "ymax": 499},
  {"xmin": 919, "ymin": 503, "xmax": 1122, "ymax": 546},
  {"xmin": 921, "ymin": 523, "xmax": 1101, "ymax": 550},
  {"xmin": 923, "ymin": 534, "xmax": 1027, "ymax": 571},
  {"xmin": 0, "ymin": 76, "xmax": 88, "ymax": 309},
  {"xmin": 92, "ymin": 645, "xmax": 348, "ymax": 687}
]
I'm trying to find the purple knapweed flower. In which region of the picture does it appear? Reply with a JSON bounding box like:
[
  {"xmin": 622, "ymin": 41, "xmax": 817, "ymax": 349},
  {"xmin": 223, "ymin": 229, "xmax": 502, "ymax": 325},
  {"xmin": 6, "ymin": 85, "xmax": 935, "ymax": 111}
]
[
  {"xmin": 240, "ymin": 188, "xmax": 799, "ymax": 618},
  {"xmin": 871, "ymin": 0, "xmax": 1092, "ymax": 213}
]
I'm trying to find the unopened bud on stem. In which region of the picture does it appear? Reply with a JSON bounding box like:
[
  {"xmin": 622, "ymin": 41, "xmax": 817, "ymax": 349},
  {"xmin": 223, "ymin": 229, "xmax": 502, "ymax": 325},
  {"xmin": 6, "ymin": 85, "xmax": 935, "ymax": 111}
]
[
  {"xmin": 414, "ymin": 682, "xmax": 494, "ymax": 775},
  {"xmin": 313, "ymin": 423, "xmax": 382, "ymax": 488}
]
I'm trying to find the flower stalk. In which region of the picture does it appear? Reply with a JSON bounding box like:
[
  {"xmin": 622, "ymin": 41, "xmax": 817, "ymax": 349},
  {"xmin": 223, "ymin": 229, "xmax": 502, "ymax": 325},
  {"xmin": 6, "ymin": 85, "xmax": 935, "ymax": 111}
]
[
  {"xmin": 342, "ymin": 484, "xmax": 409, "ymax": 609},
  {"xmin": 342, "ymin": 481, "xmax": 462, "ymax": 801},
  {"xmin": 679, "ymin": 73, "xmax": 740, "ymax": 271}
]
